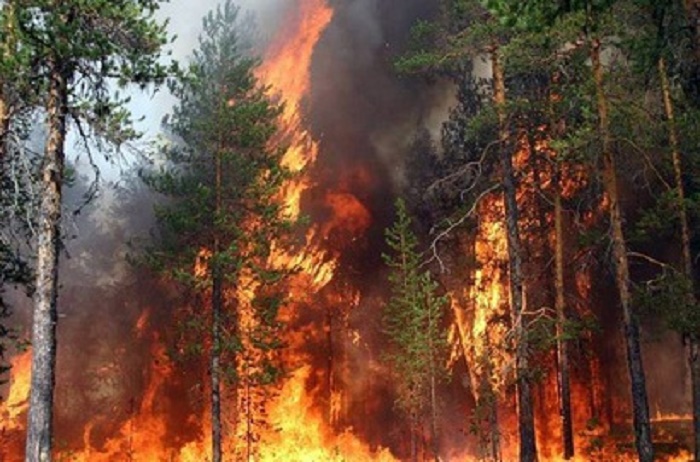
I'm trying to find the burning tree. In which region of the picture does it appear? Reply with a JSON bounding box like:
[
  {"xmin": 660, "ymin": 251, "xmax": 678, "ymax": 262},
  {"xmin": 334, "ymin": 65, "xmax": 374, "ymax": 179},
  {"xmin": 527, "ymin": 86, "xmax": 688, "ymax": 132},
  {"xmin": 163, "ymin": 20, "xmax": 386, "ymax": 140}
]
[{"xmin": 143, "ymin": 2, "xmax": 297, "ymax": 460}]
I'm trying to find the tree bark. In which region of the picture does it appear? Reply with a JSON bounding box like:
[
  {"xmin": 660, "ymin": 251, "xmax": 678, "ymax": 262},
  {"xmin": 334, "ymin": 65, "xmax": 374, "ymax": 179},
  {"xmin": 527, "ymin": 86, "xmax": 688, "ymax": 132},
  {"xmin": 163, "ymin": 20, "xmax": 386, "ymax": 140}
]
[
  {"xmin": 0, "ymin": 93, "xmax": 9, "ymax": 163},
  {"xmin": 554, "ymin": 180, "xmax": 574, "ymax": 460},
  {"xmin": 410, "ymin": 407, "xmax": 418, "ymax": 462},
  {"xmin": 25, "ymin": 62, "xmax": 68, "ymax": 462},
  {"xmin": 326, "ymin": 303, "xmax": 335, "ymax": 425},
  {"xmin": 211, "ymin": 270, "xmax": 222, "ymax": 462},
  {"xmin": 428, "ymin": 296, "xmax": 439, "ymax": 461},
  {"xmin": 211, "ymin": 141, "xmax": 223, "ymax": 462},
  {"xmin": 658, "ymin": 56, "xmax": 700, "ymax": 462},
  {"xmin": 492, "ymin": 47, "xmax": 538, "ymax": 462},
  {"xmin": 590, "ymin": 39, "xmax": 653, "ymax": 462}
]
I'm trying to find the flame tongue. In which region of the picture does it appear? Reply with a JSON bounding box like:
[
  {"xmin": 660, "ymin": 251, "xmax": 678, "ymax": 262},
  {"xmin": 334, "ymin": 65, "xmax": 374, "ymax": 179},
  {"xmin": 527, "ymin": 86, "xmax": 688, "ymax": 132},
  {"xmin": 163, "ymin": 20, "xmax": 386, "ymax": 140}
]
[
  {"xmin": 258, "ymin": 0, "xmax": 332, "ymax": 127},
  {"xmin": 253, "ymin": 1, "xmax": 396, "ymax": 460}
]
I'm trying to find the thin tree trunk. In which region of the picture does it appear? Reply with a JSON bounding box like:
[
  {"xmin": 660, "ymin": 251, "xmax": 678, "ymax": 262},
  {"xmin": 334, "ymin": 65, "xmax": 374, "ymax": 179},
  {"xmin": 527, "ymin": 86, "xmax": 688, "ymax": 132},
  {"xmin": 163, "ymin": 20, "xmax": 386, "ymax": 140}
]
[
  {"xmin": 548, "ymin": 73, "xmax": 574, "ymax": 459},
  {"xmin": 554, "ymin": 180, "xmax": 574, "ymax": 460},
  {"xmin": 326, "ymin": 303, "xmax": 335, "ymax": 425},
  {"xmin": 25, "ymin": 62, "xmax": 68, "ymax": 462},
  {"xmin": 211, "ymin": 271, "xmax": 222, "ymax": 462},
  {"xmin": 484, "ymin": 329, "xmax": 501, "ymax": 461},
  {"xmin": 658, "ymin": 56, "xmax": 700, "ymax": 462},
  {"xmin": 211, "ymin": 140, "xmax": 224, "ymax": 462},
  {"xmin": 428, "ymin": 298, "xmax": 439, "ymax": 461},
  {"xmin": 245, "ymin": 343, "xmax": 253, "ymax": 462},
  {"xmin": 690, "ymin": 342, "xmax": 700, "ymax": 462},
  {"xmin": 430, "ymin": 372, "xmax": 438, "ymax": 461},
  {"xmin": 492, "ymin": 47, "xmax": 538, "ymax": 462},
  {"xmin": 590, "ymin": 39, "xmax": 653, "ymax": 462},
  {"xmin": 0, "ymin": 94, "xmax": 9, "ymax": 163},
  {"xmin": 489, "ymin": 392, "xmax": 500, "ymax": 462},
  {"xmin": 410, "ymin": 409, "xmax": 418, "ymax": 462}
]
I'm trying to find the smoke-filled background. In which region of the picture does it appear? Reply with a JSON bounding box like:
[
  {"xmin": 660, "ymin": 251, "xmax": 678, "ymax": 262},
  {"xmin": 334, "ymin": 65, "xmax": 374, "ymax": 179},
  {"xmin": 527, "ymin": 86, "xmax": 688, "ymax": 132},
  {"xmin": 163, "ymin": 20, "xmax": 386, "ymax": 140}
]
[
  {"xmin": 0, "ymin": 0, "xmax": 692, "ymax": 459},
  {"xmin": 0, "ymin": 0, "xmax": 456, "ymax": 457}
]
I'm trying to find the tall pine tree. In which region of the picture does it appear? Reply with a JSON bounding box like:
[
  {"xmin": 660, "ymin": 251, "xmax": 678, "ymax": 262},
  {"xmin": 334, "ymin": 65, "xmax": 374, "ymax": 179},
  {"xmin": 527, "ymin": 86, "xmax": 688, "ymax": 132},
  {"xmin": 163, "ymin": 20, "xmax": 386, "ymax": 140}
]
[
  {"xmin": 143, "ymin": 2, "xmax": 295, "ymax": 460},
  {"xmin": 2, "ymin": 2, "xmax": 173, "ymax": 459}
]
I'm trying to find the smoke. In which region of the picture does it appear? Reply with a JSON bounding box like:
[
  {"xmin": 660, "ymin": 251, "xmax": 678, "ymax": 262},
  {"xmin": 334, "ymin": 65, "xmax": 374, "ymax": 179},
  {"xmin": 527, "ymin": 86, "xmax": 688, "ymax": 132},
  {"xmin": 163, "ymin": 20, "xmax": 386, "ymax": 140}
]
[{"xmin": 9, "ymin": 1, "xmax": 692, "ymax": 459}]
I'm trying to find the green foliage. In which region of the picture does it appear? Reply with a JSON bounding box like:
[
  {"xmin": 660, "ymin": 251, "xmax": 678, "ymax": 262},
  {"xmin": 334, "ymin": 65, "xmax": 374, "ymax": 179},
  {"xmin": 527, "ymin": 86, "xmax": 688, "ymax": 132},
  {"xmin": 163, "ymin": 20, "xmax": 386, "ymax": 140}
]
[
  {"xmin": 0, "ymin": 146, "xmax": 34, "ymax": 388},
  {"xmin": 395, "ymin": 0, "xmax": 509, "ymax": 78},
  {"xmin": 142, "ymin": 0, "xmax": 294, "ymax": 389},
  {"xmin": 481, "ymin": 0, "xmax": 615, "ymax": 30},
  {"xmin": 635, "ymin": 270, "xmax": 700, "ymax": 335},
  {"xmin": 382, "ymin": 198, "xmax": 448, "ymax": 422},
  {"xmin": 5, "ymin": 0, "xmax": 176, "ymax": 147}
]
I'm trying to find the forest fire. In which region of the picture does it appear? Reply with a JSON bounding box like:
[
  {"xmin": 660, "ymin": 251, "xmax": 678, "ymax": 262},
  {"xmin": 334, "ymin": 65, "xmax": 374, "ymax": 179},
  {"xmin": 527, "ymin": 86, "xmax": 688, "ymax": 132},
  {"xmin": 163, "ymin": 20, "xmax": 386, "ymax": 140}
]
[
  {"xmin": 1, "ymin": 0, "xmax": 697, "ymax": 461},
  {"xmin": 1, "ymin": 351, "xmax": 30, "ymax": 431},
  {"xmin": 2, "ymin": 0, "xmax": 394, "ymax": 460}
]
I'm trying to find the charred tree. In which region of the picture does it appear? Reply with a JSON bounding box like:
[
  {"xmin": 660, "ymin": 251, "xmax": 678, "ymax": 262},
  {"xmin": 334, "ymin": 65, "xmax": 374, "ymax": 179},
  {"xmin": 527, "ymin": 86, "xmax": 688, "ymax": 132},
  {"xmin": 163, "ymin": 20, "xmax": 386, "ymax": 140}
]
[
  {"xmin": 492, "ymin": 47, "xmax": 538, "ymax": 462},
  {"xmin": 658, "ymin": 55, "xmax": 700, "ymax": 461},
  {"xmin": 548, "ymin": 71, "xmax": 574, "ymax": 459},
  {"xmin": 590, "ymin": 38, "xmax": 653, "ymax": 462},
  {"xmin": 553, "ymin": 168, "xmax": 574, "ymax": 460},
  {"xmin": 211, "ymin": 142, "xmax": 223, "ymax": 462}
]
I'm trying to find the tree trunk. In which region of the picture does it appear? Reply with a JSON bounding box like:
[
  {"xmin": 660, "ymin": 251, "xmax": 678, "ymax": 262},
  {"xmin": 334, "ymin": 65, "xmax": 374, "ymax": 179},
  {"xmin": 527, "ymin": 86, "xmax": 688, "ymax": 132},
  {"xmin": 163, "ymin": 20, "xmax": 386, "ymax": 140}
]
[
  {"xmin": 25, "ymin": 63, "xmax": 68, "ymax": 462},
  {"xmin": 211, "ymin": 271, "xmax": 222, "ymax": 462},
  {"xmin": 245, "ymin": 329, "xmax": 253, "ymax": 462},
  {"xmin": 659, "ymin": 56, "xmax": 700, "ymax": 462},
  {"xmin": 430, "ymin": 372, "xmax": 438, "ymax": 461},
  {"xmin": 428, "ymin": 298, "xmax": 439, "ymax": 461},
  {"xmin": 410, "ymin": 410, "xmax": 418, "ymax": 462},
  {"xmin": 0, "ymin": 93, "xmax": 8, "ymax": 163},
  {"xmin": 591, "ymin": 39, "xmax": 654, "ymax": 462},
  {"xmin": 326, "ymin": 303, "xmax": 335, "ymax": 425},
  {"xmin": 492, "ymin": 47, "xmax": 538, "ymax": 462},
  {"xmin": 211, "ymin": 141, "xmax": 223, "ymax": 462},
  {"xmin": 554, "ymin": 181, "xmax": 574, "ymax": 460},
  {"xmin": 690, "ymin": 342, "xmax": 700, "ymax": 462}
]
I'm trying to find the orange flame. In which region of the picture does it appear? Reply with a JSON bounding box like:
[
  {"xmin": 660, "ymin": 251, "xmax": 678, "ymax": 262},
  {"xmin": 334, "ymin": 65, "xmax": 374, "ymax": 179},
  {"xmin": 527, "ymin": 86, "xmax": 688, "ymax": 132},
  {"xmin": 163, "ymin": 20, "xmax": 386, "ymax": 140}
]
[{"xmin": 1, "ymin": 351, "xmax": 31, "ymax": 431}]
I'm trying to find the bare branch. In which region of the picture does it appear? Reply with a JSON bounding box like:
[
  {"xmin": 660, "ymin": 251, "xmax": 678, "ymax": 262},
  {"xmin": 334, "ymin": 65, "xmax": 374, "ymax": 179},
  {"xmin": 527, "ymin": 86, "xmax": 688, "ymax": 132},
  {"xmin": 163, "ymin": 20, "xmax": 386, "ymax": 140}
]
[
  {"xmin": 614, "ymin": 136, "xmax": 672, "ymax": 192},
  {"xmin": 628, "ymin": 251, "xmax": 676, "ymax": 271},
  {"xmin": 425, "ymin": 139, "xmax": 498, "ymax": 200},
  {"xmin": 426, "ymin": 183, "xmax": 500, "ymax": 273}
]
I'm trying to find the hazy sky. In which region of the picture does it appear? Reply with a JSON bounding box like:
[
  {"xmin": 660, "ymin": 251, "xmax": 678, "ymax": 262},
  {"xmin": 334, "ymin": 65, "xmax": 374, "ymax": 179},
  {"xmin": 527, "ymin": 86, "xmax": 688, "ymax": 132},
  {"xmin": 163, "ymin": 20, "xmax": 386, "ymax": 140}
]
[
  {"xmin": 128, "ymin": 0, "xmax": 282, "ymax": 139},
  {"xmin": 86, "ymin": 0, "xmax": 285, "ymax": 178}
]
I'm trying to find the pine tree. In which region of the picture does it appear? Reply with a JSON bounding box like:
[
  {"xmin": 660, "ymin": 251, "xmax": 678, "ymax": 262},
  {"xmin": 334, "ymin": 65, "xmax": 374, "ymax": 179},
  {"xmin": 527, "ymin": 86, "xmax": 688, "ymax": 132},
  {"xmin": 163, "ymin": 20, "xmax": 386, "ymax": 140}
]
[
  {"xmin": 2, "ymin": 2, "xmax": 173, "ymax": 459},
  {"xmin": 397, "ymin": 2, "xmax": 542, "ymax": 459},
  {"xmin": 143, "ymin": 2, "xmax": 294, "ymax": 460},
  {"xmin": 383, "ymin": 198, "xmax": 448, "ymax": 462},
  {"xmin": 624, "ymin": 0, "xmax": 700, "ymax": 458},
  {"xmin": 0, "ymin": 0, "xmax": 35, "ymax": 391}
]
